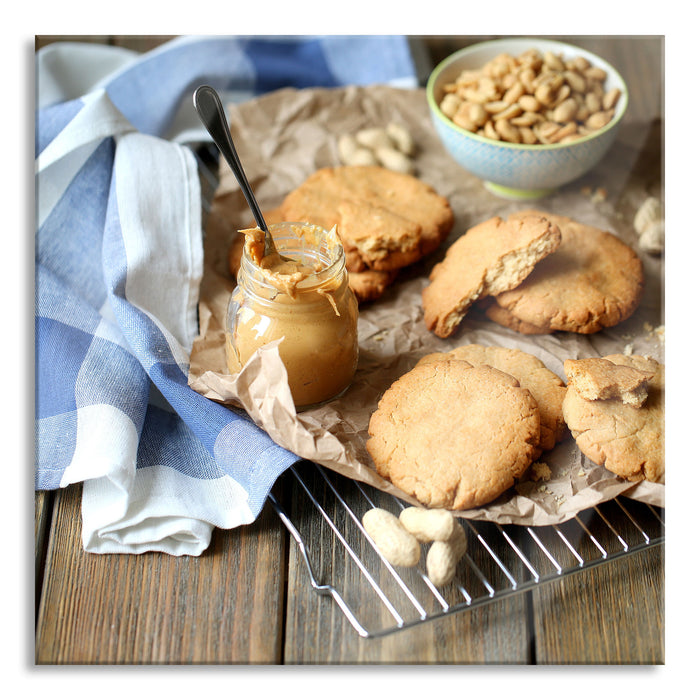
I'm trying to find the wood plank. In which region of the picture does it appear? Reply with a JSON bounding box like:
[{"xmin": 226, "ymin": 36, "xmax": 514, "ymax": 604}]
[
  {"xmin": 35, "ymin": 482, "xmax": 287, "ymax": 664},
  {"xmin": 531, "ymin": 546, "xmax": 664, "ymax": 664},
  {"xmin": 527, "ymin": 499, "xmax": 664, "ymax": 663},
  {"xmin": 280, "ymin": 464, "xmax": 532, "ymax": 663},
  {"xmin": 34, "ymin": 491, "xmax": 54, "ymax": 619}
]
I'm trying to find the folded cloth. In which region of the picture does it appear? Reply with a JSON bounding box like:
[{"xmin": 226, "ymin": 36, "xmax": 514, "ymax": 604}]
[{"xmin": 35, "ymin": 35, "xmax": 418, "ymax": 555}]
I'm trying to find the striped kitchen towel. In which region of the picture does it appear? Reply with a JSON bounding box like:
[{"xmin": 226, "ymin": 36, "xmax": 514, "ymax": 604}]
[{"xmin": 35, "ymin": 35, "xmax": 418, "ymax": 554}]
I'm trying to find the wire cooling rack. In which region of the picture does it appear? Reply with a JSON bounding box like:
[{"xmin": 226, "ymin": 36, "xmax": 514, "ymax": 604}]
[{"xmin": 268, "ymin": 461, "xmax": 664, "ymax": 639}]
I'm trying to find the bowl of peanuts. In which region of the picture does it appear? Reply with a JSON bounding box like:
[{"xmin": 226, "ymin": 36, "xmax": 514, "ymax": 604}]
[{"xmin": 427, "ymin": 38, "xmax": 628, "ymax": 199}]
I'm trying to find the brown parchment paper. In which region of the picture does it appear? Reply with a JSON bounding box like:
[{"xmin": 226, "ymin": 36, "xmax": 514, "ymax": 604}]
[{"xmin": 188, "ymin": 85, "xmax": 665, "ymax": 525}]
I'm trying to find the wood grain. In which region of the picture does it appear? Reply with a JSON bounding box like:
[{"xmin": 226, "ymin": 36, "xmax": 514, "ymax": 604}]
[
  {"xmin": 35, "ymin": 483, "xmax": 286, "ymax": 664},
  {"xmin": 531, "ymin": 545, "xmax": 664, "ymax": 663}
]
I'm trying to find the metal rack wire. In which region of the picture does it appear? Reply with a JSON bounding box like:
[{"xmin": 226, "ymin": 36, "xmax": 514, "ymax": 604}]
[{"xmin": 268, "ymin": 461, "xmax": 664, "ymax": 639}]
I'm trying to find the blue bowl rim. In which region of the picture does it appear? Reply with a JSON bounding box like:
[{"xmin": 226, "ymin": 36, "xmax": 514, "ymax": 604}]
[{"xmin": 426, "ymin": 37, "xmax": 629, "ymax": 152}]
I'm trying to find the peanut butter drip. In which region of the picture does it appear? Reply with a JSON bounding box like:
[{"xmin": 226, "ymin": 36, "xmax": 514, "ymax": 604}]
[{"xmin": 240, "ymin": 225, "xmax": 341, "ymax": 304}]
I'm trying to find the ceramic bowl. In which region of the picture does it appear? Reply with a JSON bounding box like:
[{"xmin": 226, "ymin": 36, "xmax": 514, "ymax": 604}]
[{"xmin": 426, "ymin": 38, "xmax": 628, "ymax": 200}]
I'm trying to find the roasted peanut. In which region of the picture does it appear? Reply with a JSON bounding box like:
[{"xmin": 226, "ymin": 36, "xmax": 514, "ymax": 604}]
[
  {"xmin": 483, "ymin": 120, "xmax": 499, "ymax": 140},
  {"xmin": 492, "ymin": 102, "xmax": 523, "ymax": 121},
  {"xmin": 549, "ymin": 121, "xmax": 578, "ymax": 142},
  {"xmin": 484, "ymin": 99, "xmax": 510, "ymax": 114},
  {"xmin": 468, "ymin": 103, "xmax": 489, "ymax": 127},
  {"xmin": 495, "ymin": 118, "xmax": 521, "ymax": 143},
  {"xmin": 585, "ymin": 109, "xmax": 614, "ymax": 130},
  {"xmin": 437, "ymin": 47, "xmax": 622, "ymax": 146},
  {"xmin": 440, "ymin": 93, "xmax": 462, "ymax": 118},
  {"xmin": 399, "ymin": 506, "xmax": 456, "ymax": 543},
  {"xmin": 564, "ymin": 69, "xmax": 587, "ymax": 93},
  {"xmin": 519, "ymin": 126, "xmax": 538, "ymax": 144},
  {"xmin": 518, "ymin": 94, "xmax": 541, "ymax": 112},
  {"xmin": 553, "ymin": 97, "xmax": 578, "ymax": 123},
  {"xmin": 362, "ymin": 508, "xmax": 421, "ymax": 567},
  {"xmin": 602, "ymin": 87, "xmax": 622, "ymax": 110},
  {"xmin": 453, "ymin": 102, "xmax": 478, "ymax": 131},
  {"xmin": 585, "ymin": 66, "xmax": 608, "ymax": 82},
  {"xmin": 511, "ymin": 111, "xmax": 543, "ymax": 127},
  {"xmin": 552, "ymin": 84, "xmax": 571, "ymax": 107},
  {"xmin": 544, "ymin": 50, "xmax": 565, "ymax": 72},
  {"xmin": 503, "ymin": 81, "xmax": 526, "ymax": 104},
  {"xmin": 534, "ymin": 82, "xmax": 558, "ymax": 106},
  {"xmin": 585, "ymin": 91, "xmax": 602, "ymax": 113}
]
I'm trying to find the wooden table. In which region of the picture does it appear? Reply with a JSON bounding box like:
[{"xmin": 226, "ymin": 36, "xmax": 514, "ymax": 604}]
[{"xmin": 35, "ymin": 35, "xmax": 664, "ymax": 665}]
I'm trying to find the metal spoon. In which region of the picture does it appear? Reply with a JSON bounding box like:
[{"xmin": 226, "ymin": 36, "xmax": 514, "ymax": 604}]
[{"xmin": 193, "ymin": 84, "xmax": 283, "ymax": 259}]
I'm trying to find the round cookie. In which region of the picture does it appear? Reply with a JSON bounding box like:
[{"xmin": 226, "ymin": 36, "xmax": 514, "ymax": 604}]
[
  {"xmin": 483, "ymin": 300, "xmax": 552, "ymax": 335},
  {"xmin": 348, "ymin": 268, "xmax": 398, "ymax": 304},
  {"xmin": 279, "ymin": 165, "xmax": 454, "ymax": 272},
  {"xmin": 366, "ymin": 359, "xmax": 541, "ymax": 511},
  {"xmin": 492, "ymin": 210, "xmax": 644, "ymax": 334},
  {"xmin": 562, "ymin": 354, "xmax": 664, "ymax": 483},
  {"xmin": 421, "ymin": 213, "xmax": 562, "ymax": 338},
  {"xmin": 418, "ymin": 344, "xmax": 567, "ymax": 454}
]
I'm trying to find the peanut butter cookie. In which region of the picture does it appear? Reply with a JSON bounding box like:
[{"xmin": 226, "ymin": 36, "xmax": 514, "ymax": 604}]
[
  {"xmin": 563, "ymin": 356, "xmax": 654, "ymax": 408},
  {"xmin": 482, "ymin": 300, "xmax": 552, "ymax": 335},
  {"xmin": 562, "ymin": 354, "xmax": 664, "ymax": 483},
  {"xmin": 422, "ymin": 213, "xmax": 562, "ymax": 338},
  {"xmin": 366, "ymin": 359, "xmax": 541, "ymax": 511},
  {"xmin": 491, "ymin": 211, "xmax": 644, "ymax": 334},
  {"xmin": 279, "ymin": 165, "xmax": 454, "ymax": 272},
  {"xmin": 418, "ymin": 344, "xmax": 567, "ymax": 454}
]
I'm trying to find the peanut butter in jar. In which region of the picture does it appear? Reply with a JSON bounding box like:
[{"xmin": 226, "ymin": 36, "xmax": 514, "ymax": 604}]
[{"xmin": 226, "ymin": 222, "xmax": 359, "ymax": 409}]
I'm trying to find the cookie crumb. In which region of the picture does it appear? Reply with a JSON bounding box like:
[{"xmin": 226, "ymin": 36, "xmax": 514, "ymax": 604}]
[
  {"xmin": 591, "ymin": 187, "xmax": 607, "ymax": 202},
  {"xmin": 649, "ymin": 324, "xmax": 665, "ymax": 342},
  {"xmin": 531, "ymin": 461, "xmax": 552, "ymax": 482}
]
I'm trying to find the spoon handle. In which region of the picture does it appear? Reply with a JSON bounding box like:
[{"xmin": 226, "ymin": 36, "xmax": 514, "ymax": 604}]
[{"xmin": 193, "ymin": 85, "xmax": 269, "ymax": 234}]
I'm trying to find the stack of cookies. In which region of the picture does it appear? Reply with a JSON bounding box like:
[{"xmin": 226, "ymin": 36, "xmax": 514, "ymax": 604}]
[
  {"xmin": 366, "ymin": 344, "xmax": 569, "ymax": 511},
  {"xmin": 422, "ymin": 209, "xmax": 644, "ymax": 337},
  {"xmin": 229, "ymin": 164, "xmax": 455, "ymax": 303},
  {"xmin": 366, "ymin": 344, "xmax": 664, "ymax": 512},
  {"xmin": 562, "ymin": 355, "xmax": 665, "ymax": 484}
]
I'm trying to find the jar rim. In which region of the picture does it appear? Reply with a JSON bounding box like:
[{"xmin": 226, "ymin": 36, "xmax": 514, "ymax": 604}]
[{"xmin": 239, "ymin": 221, "xmax": 346, "ymax": 295}]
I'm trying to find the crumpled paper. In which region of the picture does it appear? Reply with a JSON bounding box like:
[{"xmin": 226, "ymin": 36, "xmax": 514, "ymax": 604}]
[{"xmin": 188, "ymin": 85, "xmax": 664, "ymax": 525}]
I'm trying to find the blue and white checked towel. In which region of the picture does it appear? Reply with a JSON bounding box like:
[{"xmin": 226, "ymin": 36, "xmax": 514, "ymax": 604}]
[{"xmin": 35, "ymin": 35, "xmax": 418, "ymax": 555}]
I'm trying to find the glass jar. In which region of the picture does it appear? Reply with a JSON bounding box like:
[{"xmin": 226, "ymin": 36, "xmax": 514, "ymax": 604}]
[{"xmin": 226, "ymin": 222, "xmax": 359, "ymax": 409}]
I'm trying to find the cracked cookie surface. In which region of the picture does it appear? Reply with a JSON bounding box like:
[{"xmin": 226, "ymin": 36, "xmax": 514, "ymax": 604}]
[
  {"xmin": 366, "ymin": 359, "xmax": 541, "ymax": 510},
  {"xmin": 422, "ymin": 213, "xmax": 561, "ymax": 338},
  {"xmin": 279, "ymin": 165, "xmax": 454, "ymax": 272},
  {"xmin": 562, "ymin": 354, "xmax": 664, "ymax": 483},
  {"xmin": 418, "ymin": 344, "xmax": 567, "ymax": 455},
  {"xmin": 491, "ymin": 210, "xmax": 644, "ymax": 334}
]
